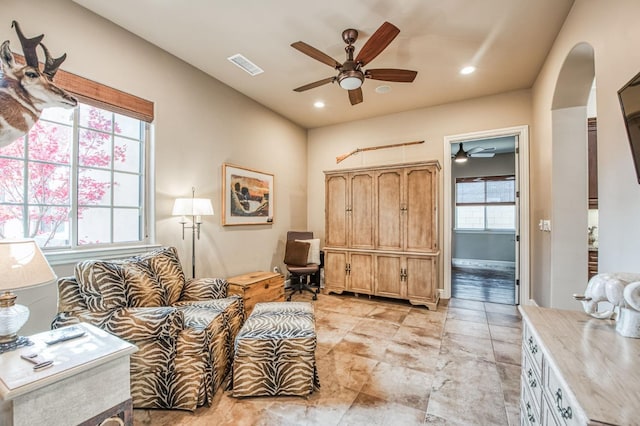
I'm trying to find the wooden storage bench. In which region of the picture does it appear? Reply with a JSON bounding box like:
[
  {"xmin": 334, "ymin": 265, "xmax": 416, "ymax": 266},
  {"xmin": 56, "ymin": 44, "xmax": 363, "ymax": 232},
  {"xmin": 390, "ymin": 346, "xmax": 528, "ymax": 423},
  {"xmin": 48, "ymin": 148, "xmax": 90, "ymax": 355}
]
[{"xmin": 227, "ymin": 271, "xmax": 285, "ymax": 318}]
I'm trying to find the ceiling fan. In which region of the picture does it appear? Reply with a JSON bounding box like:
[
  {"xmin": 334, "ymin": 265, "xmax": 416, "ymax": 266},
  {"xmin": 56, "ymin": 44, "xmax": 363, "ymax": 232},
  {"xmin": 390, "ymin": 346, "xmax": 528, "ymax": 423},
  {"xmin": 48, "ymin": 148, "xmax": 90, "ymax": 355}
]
[
  {"xmin": 291, "ymin": 21, "xmax": 417, "ymax": 105},
  {"xmin": 453, "ymin": 143, "xmax": 496, "ymax": 162}
]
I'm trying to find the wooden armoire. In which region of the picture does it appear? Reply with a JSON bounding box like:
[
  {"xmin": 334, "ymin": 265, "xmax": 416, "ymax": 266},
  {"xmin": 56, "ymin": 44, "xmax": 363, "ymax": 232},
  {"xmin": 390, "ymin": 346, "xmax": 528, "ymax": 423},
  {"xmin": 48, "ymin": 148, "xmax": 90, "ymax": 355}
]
[{"xmin": 323, "ymin": 161, "xmax": 440, "ymax": 309}]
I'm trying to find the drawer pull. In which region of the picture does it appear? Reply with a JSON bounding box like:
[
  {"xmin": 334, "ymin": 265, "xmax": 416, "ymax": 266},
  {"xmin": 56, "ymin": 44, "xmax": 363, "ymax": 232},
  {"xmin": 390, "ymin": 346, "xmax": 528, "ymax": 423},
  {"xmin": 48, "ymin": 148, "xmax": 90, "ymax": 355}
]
[
  {"xmin": 527, "ymin": 336, "xmax": 538, "ymax": 355},
  {"xmin": 526, "ymin": 402, "xmax": 536, "ymax": 423},
  {"xmin": 555, "ymin": 388, "xmax": 573, "ymax": 420},
  {"xmin": 527, "ymin": 368, "xmax": 537, "ymax": 388}
]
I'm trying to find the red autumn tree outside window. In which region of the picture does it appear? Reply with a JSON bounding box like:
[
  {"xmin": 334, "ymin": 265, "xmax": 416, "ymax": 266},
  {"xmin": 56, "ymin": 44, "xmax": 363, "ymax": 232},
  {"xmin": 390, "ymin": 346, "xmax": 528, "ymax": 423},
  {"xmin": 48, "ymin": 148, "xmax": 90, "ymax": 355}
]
[{"xmin": 0, "ymin": 104, "xmax": 145, "ymax": 248}]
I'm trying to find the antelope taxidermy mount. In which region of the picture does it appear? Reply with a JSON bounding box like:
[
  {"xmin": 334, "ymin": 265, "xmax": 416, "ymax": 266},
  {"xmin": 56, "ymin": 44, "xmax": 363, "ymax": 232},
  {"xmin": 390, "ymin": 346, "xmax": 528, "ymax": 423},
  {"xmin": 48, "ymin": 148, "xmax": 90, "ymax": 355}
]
[{"xmin": 0, "ymin": 21, "xmax": 77, "ymax": 147}]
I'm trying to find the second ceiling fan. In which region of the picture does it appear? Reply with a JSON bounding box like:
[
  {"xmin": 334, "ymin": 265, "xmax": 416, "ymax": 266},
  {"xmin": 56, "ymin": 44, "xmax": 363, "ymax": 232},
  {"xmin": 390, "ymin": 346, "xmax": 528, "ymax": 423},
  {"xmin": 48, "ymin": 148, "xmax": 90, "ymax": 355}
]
[
  {"xmin": 291, "ymin": 21, "xmax": 417, "ymax": 105},
  {"xmin": 453, "ymin": 143, "xmax": 497, "ymax": 162}
]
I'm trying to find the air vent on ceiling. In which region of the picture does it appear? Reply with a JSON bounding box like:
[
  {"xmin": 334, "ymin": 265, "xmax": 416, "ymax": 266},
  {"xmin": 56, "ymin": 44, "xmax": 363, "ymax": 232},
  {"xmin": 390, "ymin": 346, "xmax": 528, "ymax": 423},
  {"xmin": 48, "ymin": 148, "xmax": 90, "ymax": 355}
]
[{"xmin": 227, "ymin": 54, "xmax": 264, "ymax": 76}]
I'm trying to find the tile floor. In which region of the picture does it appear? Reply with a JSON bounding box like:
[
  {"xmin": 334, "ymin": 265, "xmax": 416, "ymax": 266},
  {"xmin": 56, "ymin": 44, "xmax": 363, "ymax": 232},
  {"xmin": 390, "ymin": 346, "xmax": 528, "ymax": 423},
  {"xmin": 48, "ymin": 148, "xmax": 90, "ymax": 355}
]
[{"xmin": 133, "ymin": 293, "xmax": 523, "ymax": 425}]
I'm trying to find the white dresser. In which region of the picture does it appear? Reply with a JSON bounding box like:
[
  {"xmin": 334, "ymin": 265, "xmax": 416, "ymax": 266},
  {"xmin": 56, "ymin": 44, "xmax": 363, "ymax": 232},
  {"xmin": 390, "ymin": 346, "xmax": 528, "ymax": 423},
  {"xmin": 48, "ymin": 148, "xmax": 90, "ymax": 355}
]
[
  {"xmin": 0, "ymin": 323, "xmax": 137, "ymax": 426},
  {"xmin": 519, "ymin": 306, "xmax": 640, "ymax": 425}
]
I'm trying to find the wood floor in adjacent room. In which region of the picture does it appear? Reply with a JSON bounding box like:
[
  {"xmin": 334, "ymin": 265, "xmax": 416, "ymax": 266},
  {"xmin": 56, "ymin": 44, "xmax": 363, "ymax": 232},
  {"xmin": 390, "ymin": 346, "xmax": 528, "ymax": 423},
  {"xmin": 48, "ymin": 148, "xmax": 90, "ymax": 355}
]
[
  {"xmin": 451, "ymin": 265, "xmax": 516, "ymax": 305},
  {"xmin": 133, "ymin": 293, "xmax": 522, "ymax": 425}
]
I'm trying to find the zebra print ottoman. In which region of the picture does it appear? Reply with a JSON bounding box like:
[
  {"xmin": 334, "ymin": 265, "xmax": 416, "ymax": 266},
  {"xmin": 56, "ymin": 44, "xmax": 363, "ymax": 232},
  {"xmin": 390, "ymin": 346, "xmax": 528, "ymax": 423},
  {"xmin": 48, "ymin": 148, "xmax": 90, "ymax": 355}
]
[{"xmin": 232, "ymin": 301, "xmax": 320, "ymax": 397}]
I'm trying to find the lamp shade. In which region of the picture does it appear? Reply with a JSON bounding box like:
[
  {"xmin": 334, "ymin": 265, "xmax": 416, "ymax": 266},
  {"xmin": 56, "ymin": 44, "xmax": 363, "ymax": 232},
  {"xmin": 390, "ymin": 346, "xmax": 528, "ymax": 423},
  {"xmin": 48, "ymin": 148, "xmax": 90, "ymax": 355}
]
[
  {"xmin": 172, "ymin": 198, "xmax": 214, "ymax": 216},
  {"xmin": 0, "ymin": 240, "xmax": 56, "ymax": 291}
]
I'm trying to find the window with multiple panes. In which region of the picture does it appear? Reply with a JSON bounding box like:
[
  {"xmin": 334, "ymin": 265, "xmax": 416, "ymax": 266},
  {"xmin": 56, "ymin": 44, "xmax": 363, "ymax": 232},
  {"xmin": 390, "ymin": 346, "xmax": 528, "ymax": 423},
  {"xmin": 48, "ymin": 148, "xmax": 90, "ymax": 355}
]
[
  {"xmin": 455, "ymin": 175, "xmax": 516, "ymax": 230},
  {"xmin": 0, "ymin": 61, "xmax": 154, "ymax": 251}
]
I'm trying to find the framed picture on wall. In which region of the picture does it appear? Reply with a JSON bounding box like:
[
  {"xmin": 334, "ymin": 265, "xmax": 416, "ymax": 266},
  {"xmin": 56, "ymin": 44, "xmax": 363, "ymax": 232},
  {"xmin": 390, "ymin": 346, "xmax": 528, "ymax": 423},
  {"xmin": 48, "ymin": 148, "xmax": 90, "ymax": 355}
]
[{"xmin": 222, "ymin": 163, "xmax": 274, "ymax": 225}]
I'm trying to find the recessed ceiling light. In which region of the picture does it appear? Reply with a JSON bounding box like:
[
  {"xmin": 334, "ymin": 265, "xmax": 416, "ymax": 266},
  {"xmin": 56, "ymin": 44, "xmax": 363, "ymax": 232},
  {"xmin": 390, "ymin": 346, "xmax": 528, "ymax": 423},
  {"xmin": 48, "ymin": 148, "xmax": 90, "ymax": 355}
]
[
  {"xmin": 375, "ymin": 85, "xmax": 392, "ymax": 94},
  {"xmin": 313, "ymin": 101, "xmax": 325, "ymax": 108},
  {"xmin": 460, "ymin": 66, "xmax": 476, "ymax": 75}
]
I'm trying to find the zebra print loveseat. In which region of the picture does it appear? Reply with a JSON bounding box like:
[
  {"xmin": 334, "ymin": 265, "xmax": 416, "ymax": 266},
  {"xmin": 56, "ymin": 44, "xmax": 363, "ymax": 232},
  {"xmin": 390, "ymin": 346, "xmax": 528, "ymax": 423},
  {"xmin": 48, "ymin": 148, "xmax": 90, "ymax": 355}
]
[{"xmin": 51, "ymin": 246, "xmax": 244, "ymax": 411}]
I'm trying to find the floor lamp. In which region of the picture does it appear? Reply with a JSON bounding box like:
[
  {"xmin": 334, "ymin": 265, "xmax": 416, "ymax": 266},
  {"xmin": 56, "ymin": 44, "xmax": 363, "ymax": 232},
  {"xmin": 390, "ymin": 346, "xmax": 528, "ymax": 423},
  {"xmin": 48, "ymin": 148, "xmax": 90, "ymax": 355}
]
[{"xmin": 172, "ymin": 187, "xmax": 214, "ymax": 278}]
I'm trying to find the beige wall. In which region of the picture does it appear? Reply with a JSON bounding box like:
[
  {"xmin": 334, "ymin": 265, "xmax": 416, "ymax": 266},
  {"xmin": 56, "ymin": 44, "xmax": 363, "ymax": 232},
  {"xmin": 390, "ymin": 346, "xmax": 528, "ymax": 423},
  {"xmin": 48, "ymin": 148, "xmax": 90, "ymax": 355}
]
[
  {"xmin": 307, "ymin": 90, "xmax": 532, "ymax": 286},
  {"xmin": 4, "ymin": 0, "xmax": 307, "ymax": 334},
  {"xmin": 531, "ymin": 0, "xmax": 640, "ymax": 306}
]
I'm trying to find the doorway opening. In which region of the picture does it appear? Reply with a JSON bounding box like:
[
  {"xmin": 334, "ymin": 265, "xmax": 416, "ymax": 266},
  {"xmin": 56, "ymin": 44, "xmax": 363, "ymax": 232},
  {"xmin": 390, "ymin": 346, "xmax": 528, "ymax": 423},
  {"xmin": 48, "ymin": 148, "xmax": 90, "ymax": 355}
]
[
  {"xmin": 443, "ymin": 126, "xmax": 530, "ymax": 306},
  {"xmin": 546, "ymin": 42, "xmax": 595, "ymax": 309}
]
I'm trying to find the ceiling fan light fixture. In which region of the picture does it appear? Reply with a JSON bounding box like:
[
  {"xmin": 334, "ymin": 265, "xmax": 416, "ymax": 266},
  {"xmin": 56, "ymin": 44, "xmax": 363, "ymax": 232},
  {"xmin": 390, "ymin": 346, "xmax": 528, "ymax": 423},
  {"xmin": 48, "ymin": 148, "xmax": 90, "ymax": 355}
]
[
  {"xmin": 454, "ymin": 144, "xmax": 468, "ymax": 163},
  {"xmin": 338, "ymin": 70, "xmax": 364, "ymax": 90},
  {"xmin": 291, "ymin": 22, "xmax": 414, "ymax": 105}
]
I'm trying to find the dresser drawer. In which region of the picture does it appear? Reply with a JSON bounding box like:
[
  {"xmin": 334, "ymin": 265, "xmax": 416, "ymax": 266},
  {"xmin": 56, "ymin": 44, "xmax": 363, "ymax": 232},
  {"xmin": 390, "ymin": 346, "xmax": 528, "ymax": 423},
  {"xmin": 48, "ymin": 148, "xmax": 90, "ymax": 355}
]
[
  {"xmin": 521, "ymin": 349, "xmax": 542, "ymax": 413},
  {"xmin": 522, "ymin": 324, "xmax": 543, "ymax": 374},
  {"xmin": 544, "ymin": 361, "xmax": 584, "ymax": 426},
  {"xmin": 520, "ymin": 378, "xmax": 541, "ymax": 425},
  {"xmin": 541, "ymin": 393, "xmax": 562, "ymax": 426}
]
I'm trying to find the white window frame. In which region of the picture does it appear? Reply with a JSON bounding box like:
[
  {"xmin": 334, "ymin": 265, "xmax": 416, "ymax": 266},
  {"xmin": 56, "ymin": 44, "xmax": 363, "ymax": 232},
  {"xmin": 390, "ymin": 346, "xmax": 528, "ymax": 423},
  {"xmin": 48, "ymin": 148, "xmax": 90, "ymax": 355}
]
[
  {"xmin": 455, "ymin": 175, "xmax": 516, "ymax": 231},
  {"xmin": 0, "ymin": 105, "xmax": 156, "ymax": 266}
]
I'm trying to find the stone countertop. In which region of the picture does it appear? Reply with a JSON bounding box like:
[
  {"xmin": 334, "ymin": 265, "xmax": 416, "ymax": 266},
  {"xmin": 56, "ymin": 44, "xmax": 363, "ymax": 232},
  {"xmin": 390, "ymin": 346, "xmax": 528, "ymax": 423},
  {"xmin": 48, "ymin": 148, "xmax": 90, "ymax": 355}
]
[{"xmin": 519, "ymin": 306, "xmax": 640, "ymax": 425}]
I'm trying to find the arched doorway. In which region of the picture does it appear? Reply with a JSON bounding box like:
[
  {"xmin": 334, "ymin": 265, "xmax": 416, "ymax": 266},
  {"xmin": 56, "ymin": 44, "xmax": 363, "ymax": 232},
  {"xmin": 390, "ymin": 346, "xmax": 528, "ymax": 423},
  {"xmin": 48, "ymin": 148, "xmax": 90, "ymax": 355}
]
[{"xmin": 548, "ymin": 42, "xmax": 596, "ymax": 309}]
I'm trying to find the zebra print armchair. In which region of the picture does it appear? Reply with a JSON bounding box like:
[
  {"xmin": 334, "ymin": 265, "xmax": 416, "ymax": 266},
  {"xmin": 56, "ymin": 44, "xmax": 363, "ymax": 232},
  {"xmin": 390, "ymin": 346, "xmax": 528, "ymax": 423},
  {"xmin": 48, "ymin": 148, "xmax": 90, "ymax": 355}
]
[{"xmin": 51, "ymin": 246, "xmax": 244, "ymax": 411}]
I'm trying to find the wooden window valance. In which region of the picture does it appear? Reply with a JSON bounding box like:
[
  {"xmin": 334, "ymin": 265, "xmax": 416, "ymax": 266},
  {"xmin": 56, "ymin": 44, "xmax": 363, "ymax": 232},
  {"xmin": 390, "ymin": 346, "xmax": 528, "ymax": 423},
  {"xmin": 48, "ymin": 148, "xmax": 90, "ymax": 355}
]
[{"xmin": 15, "ymin": 54, "xmax": 154, "ymax": 122}]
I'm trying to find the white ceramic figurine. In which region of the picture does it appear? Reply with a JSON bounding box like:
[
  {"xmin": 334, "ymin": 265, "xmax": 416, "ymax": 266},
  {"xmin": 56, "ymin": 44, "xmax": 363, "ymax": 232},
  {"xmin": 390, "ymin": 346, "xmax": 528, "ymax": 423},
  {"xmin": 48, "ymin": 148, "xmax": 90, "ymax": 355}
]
[{"xmin": 574, "ymin": 272, "xmax": 640, "ymax": 338}]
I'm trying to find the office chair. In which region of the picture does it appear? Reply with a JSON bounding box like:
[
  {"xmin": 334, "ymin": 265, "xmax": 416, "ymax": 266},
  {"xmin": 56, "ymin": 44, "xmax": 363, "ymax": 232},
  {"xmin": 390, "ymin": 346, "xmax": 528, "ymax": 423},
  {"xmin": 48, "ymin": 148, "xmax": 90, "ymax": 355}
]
[{"xmin": 284, "ymin": 231, "xmax": 321, "ymax": 301}]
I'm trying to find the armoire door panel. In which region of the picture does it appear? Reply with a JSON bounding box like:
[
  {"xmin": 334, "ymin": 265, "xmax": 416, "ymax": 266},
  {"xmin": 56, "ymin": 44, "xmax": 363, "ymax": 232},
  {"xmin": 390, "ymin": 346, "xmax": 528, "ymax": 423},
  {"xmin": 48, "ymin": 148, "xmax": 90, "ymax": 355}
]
[
  {"xmin": 324, "ymin": 251, "xmax": 347, "ymax": 294},
  {"xmin": 405, "ymin": 166, "xmax": 437, "ymax": 252},
  {"xmin": 350, "ymin": 172, "xmax": 375, "ymax": 249},
  {"xmin": 349, "ymin": 252, "xmax": 374, "ymax": 294},
  {"xmin": 375, "ymin": 254, "xmax": 403, "ymax": 298},
  {"xmin": 325, "ymin": 174, "xmax": 348, "ymax": 248},
  {"xmin": 406, "ymin": 256, "xmax": 438, "ymax": 308},
  {"xmin": 376, "ymin": 170, "xmax": 403, "ymax": 250}
]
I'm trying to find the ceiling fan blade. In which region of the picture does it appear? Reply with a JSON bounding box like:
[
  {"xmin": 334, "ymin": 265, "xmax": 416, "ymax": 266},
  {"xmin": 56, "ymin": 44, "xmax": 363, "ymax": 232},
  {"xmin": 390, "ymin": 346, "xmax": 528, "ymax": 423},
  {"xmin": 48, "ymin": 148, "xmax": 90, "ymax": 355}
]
[
  {"xmin": 467, "ymin": 146, "xmax": 496, "ymax": 154},
  {"xmin": 291, "ymin": 41, "xmax": 342, "ymax": 69},
  {"xmin": 470, "ymin": 153, "xmax": 495, "ymax": 158},
  {"xmin": 293, "ymin": 77, "xmax": 336, "ymax": 92},
  {"xmin": 355, "ymin": 21, "xmax": 400, "ymax": 67},
  {"xmin": 349, "ymin": 87, "xmax": 363, "ymax": 105},
  {"xmin": 365, "ymin": 68, "xmax": 417, "ymax": 82}
]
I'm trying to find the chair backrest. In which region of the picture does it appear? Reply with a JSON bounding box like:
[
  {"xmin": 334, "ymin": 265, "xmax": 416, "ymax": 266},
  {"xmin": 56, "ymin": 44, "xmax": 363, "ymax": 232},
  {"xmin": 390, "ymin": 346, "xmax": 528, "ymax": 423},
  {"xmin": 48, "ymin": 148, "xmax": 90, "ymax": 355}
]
[
  {"xmin": 287, "ymin": 231, "xmax": 313, "ymax": 241},
  {"xmin": 284, "ymin": 231, "xmax": 312, "ymax": 267}
]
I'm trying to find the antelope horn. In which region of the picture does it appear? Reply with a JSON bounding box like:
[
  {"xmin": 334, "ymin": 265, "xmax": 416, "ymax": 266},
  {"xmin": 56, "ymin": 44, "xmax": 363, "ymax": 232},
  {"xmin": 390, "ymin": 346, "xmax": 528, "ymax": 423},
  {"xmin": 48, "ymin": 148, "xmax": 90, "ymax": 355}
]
[
  {"xmin": 40, "ymin": 43, "xmax": 66, "ymax": 79},
  {"xmin": 11, "ymin": 20, "xmax": 43, "ymax": 68}
]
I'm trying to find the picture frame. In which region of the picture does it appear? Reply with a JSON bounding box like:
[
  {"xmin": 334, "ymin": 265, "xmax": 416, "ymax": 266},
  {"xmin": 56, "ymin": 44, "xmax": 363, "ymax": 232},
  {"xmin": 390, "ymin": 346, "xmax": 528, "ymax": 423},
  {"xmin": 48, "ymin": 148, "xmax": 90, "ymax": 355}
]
[{"xmin": 222, "ymin": 163, "xmax": 274, "ymax": 226}]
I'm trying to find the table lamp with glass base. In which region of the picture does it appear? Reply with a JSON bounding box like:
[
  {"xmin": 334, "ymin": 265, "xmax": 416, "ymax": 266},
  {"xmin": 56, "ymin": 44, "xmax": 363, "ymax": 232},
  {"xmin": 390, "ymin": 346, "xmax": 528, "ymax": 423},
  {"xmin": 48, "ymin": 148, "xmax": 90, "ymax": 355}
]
[{"xmin": 0, "ymin": 240, "xmax": 56, "ymax": 354}]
